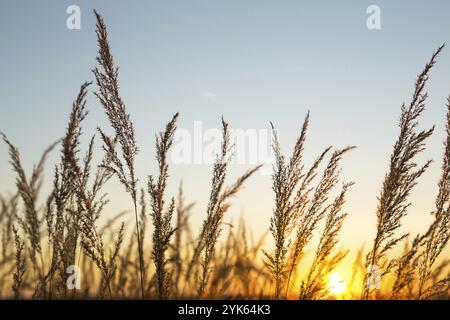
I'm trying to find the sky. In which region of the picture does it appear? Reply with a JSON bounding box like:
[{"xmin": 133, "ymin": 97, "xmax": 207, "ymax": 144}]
[{"xmin": 1, "ymin": 0, "xmax": 450, "ymax": 266}]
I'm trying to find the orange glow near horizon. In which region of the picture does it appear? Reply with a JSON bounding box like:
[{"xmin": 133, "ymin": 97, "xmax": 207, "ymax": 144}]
[{"xmin": 328, "ymin": 272, "xmax": 347, "ymax": 296}]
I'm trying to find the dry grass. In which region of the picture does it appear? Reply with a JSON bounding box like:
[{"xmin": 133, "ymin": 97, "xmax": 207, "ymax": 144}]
[
  {"xmin": 390, "ymin": 94, "xmax": 450, "ymax": 300},
  {"xmin": 12, "ymin": 225, "xmax": 25, "ymax": 299},
  {"xmin": 0, "ymin": 11, "xmax": 450, "ymax": 300},
  {"xmin": 263, "ymin": 114, "xmax": 354, "ymax": 299},
  {"xmin": 362, "ymin": 44, "xmax": 445, "ymax": 299},
  {"xmin": 148, "ymin": 113, "xmax": 178, "ymax": 299},
  {"xmin": 182, "ymin": 118, "xmax": 261, "ymax": 298},
  {"xmin": 92, "ymin": 9, "xmax": 145, "ymax": 298}
]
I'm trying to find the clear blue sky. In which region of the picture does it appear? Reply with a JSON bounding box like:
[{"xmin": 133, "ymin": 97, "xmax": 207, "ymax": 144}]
[{"xmin": 1, "ymin": 1, "xmax": 450, "ymax": 253}]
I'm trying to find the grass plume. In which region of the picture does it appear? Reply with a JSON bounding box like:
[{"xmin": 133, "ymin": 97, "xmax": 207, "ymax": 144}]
[
  {"xmin": 362, "ymin": 44, "xmax": 445, "ymax": 299},
  {"xmin": 92, "ymin": 10, "xmax": 145, "ymax": 299},
  {"xmin": 148, "ymin": 113, "xmax": 179, "ymax": 299}
]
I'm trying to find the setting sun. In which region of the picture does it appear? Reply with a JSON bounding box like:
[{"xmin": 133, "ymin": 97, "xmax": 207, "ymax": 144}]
[{"xmin": 328, "ymin": 273, "xmax": 347, "ymax": 296}]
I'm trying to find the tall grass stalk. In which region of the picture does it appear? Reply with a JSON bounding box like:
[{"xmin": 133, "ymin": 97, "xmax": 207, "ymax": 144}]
[
  {"xmin": 148, "ymin": 113, "xmax": 178, "ymax": 299},
  {"xmin": 416, "ymin": 96, "xmax": 450, "ymax": 299},
  {"xmin": 362, "ymin": 44, "xmax": 444, "ymax": 299},
  {"xmin": 92, "ymin": 10, "xmax": 145, "ymax": 299}
]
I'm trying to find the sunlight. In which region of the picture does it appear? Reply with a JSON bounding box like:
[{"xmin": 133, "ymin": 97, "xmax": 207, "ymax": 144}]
[{"xmin": 328, "ymin": 272, "xmax": 347, "ymax": 296}]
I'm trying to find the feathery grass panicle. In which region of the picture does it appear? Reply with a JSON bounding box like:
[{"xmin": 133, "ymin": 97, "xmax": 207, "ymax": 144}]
[
  {"xmin": 71, "ymin": 122, "xmax": 124, "ymax": 299},
  {"xmin": 264, "ymin": 112, "xmax": 354, "ymax": 299},
  {"xmin": 77, "ymin": 144, "xmax": 122, "ymax": 298},
  {"xmin": 263, "ymin": 114, "xmax": 313, "ymax": 299},
  {"xmin": 41, "ymin": 82, "xmax": 92, "ymax": 298},
  {"xmin": 390, "ymin": 236, "xmax": 420, "ymax": 299},
  {"xmin": 172, "ymin": 182, "xmax": 195, "ymax": 296},
  {"xmin": 362, "ymin": 44, "xmax": 445, "ymax": 300},
  {"xmin": 92, "ymin": 10, "xmax": 145, "ymax": 298},
  {"xmin": 93, "ymin": 10, "xmax": 138, "ymax": 197},
  {"xmin": 303, "ymin": 250, "xmax": 349, "ymax": 300},
  {"xmin": 148, "ymin": 112, "xmax": 179, "ymax": 299},
  {"xmin": 12, "ymin": 225, "xmax": 25, "ymax": 299},
  {"xmin": 137, "ymin": 188, "xmax": 148, "ymax": 287},
  {"xmin": 81, "ymin": 221, "xmax": 125, "ymax": 298},
  {"xmin": 289, "ymin": 146, "xmax": 354, "ymax": 297},
  {"xmin": 299, "ymin": 181, "xmax": 354, "ymax": 299},
  {"xmin": 0, "ymin": 195, "xmax": 18, "ymax": 296},
  {"xmin": 192, "ymin": 117, "xmax": 261, "ymax": 298},
  {"xmin": 416, "ymin": 96, "xmax": 450, "ymax": 299},
  {"xmin": 57, "ymin": 82, "xmax": 91, "ymax": 246},
  {"xmin": 1, "ymin": 132, "xmax": 58, "ymax": 286},
  {"xmin": 11, "ymin": 83, "xmax": 86, "ymax": 299}
]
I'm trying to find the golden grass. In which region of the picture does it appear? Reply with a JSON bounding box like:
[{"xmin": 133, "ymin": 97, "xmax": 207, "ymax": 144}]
[{"xmin": 0, "ymin": 11, "xmax": 449, "ymax": 300}]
